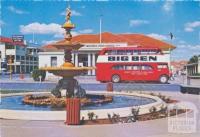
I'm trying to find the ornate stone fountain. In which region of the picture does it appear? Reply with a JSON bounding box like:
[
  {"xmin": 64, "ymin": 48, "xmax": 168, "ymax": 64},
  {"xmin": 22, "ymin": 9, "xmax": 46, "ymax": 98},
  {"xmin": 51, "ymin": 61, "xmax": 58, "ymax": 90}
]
[
  {"xmin": 39, "ymin": 6, "xmax": 95, "ymax": 125},
  {"xmin": 40, "ymin": 6, "xmax": 93, "ymax": 98}
]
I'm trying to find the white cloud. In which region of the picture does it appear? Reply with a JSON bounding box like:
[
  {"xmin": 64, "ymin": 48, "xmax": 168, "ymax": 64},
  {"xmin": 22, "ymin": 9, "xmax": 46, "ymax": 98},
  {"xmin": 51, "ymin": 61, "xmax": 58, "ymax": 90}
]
[
  {"xmin": 71, "ymin": 31, "xmax": 80, "ymax": 36},
  {"xmin": 7, "ymin": 6, "xmax": 29, "ymax": 14},
  {"xmin": 72, "ymin": 10, "xmax": 81, "ymax": 16},
  {"xmin": 189, "ymin": 45, "xmax": 200, "ymax": 50},
  {"xmin": 19, "ymin": 22, "xmax": 93, "ymax": 40},
  {"xmin": 163, "ymin": 1, "xmax": 174, "ymax": 12},
  {"xmin": 79, "ymin": 29, "xmax": 93, "ymax": 34},
  {"xmin": 41, "ymin": 40, "xmax": 57, "ymax": 45},
  {"xmin": 184, "ymin": 21, "xmax": 200, "ymax": 32},
  {"xmin": 60, "ymin": 10, "xmax": 82, "ymax": 16},
  {"xmin": 147, "ymin": 33, "xmax": 168, "ymax": 41},
  {"xmin": 20, "ymin": 22, "xmax": 65, "ymax": 35},
  {"xmin": 178, "ymin": 40, "xmax": 186, "ymax": 44},
  {"xmin": 53, "ymin": 29, "xmax": 93, "ymax": 38},
  {"xmin": 129, "ymin": 20, "xmax": 149, "ymax": 27},
  {"xmin": 53, "ymin": 31, "xmax": 80, "ymax": 38},
  {"xmin": 53, "ymin": 33, "xmax": 64, "ymax": 38},
  {"xmin": 172, "ymin": 44, "xmax": 200, "ymax": 60}
]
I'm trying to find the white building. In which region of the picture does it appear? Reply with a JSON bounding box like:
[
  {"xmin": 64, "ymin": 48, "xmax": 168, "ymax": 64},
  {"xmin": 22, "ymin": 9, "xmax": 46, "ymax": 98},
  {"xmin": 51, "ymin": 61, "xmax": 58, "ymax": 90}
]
[
  {"xmin": 39, "ymin": 32, "xmax": 175, "ymax": 78},
  {"xmin": 0, "ymin": 36, "xmax": 39, "ymax": 73},
  {"xmin": 186, "ymin": 56, "xmax": 200, "ymax": 76}
]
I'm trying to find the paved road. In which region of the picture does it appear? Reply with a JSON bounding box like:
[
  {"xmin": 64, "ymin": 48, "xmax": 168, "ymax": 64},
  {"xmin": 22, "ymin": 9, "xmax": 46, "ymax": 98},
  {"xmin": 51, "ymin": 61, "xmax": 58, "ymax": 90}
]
[
  {"xmin": 0, "ymin": 82, "xmax": 180, "ymax": 92},
  {"xmin": 2, "ymin": 74, "xmax": 200, "ymax": 92}
]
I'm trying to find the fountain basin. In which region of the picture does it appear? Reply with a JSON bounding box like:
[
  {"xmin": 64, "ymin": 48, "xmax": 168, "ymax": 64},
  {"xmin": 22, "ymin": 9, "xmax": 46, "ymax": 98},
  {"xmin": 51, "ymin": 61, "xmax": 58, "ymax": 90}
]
[
  {"xmin": 22, "ymin": 94, "xmax": 113, "ymax": 108},
  {"xmin": 40, "ymin": 66, "xmax": 94, "ymax": 77},
  {"xmin": 0, "ymin": 91, "xmax": 166, "ymax": 120}
]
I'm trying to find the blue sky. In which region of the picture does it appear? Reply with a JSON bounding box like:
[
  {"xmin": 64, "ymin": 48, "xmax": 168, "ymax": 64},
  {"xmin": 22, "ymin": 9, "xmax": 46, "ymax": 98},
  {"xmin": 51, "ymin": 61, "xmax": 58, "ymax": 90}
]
[{"xmin": 0, "ymin": 0, "xmax": 200, "ymax": 61}]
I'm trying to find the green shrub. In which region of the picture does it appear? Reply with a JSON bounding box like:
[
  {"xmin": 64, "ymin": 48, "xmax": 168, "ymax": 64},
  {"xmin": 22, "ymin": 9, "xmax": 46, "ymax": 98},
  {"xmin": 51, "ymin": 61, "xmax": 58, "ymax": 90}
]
[
  {"xmin": 88, "ymin": 112, "xmax": 95, "ymax": 120},
  {"xmin": 32, "ymin": 69, "xmax": 46, "ymax": 81},
  {"xmin": 193, "ymin": 73, "xmax": 200, "ymax": 76}
]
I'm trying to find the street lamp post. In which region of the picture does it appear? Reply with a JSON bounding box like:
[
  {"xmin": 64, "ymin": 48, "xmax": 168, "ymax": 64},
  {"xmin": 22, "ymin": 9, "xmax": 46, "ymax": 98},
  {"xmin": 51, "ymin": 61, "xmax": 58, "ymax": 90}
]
[{"xmin": 9, "ymin": 55, "xmax": 12, "ymax": 80}]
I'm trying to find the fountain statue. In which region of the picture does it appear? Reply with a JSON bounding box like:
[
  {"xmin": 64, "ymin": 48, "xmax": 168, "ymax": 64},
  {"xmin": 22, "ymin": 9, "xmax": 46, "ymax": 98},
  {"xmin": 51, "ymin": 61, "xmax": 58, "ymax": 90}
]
[{"xmin": 40, "ymin": 6, "xmax": 93, "ymax": 98}]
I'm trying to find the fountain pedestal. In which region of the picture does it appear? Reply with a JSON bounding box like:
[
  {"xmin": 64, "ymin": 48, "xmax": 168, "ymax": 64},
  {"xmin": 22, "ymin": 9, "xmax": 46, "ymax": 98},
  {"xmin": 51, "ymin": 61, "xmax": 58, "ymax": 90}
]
[
  {"xmin": 107, "ymin": 82, "xmax": 113, "ymax": 92},
  {"xmin": 66, "ymin": 98, "xmax": 80, "ymax": 125}
]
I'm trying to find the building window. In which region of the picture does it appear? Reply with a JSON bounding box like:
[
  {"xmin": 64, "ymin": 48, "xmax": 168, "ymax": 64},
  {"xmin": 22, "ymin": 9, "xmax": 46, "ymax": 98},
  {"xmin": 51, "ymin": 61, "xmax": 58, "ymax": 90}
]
[
  {"xmin": 26, "ymin": 56, "xmax": 29, "ymax": 60},
  {"xmin": 51, "ymin": 57, "xmax": 57, "ymax": 67},
  {"xmin": 34, "ymin": 57, "xmax": 37, "ymax": 61},
  {"xmin": 21, "ymin": 56, "xmax": 25, "ymax": 60},
  {"xmin": 5, "ymin": 43, "xmax": 15, "ymax": 49},
  {"xmin": 16, "ymin": 55, "xmax": 20, "ymax": 60}
]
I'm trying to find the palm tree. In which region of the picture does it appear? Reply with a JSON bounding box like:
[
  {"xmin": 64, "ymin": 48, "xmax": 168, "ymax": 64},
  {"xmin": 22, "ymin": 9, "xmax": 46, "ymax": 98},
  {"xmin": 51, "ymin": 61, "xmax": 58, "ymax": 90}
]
[{"xmin": 188, "ymin": 55, "xmax": 200, "ymax": 64}]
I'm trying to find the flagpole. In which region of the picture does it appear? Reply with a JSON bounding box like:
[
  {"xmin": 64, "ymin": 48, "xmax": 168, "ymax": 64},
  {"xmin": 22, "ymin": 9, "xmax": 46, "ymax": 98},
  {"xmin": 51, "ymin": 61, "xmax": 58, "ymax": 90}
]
[
  {"xmin": 32, "ymin": 32, "xmax": 35, "ymax": 43},
  {"xmin": 100, "ymin": 15, "xmax": 102, "ymax": 44}
]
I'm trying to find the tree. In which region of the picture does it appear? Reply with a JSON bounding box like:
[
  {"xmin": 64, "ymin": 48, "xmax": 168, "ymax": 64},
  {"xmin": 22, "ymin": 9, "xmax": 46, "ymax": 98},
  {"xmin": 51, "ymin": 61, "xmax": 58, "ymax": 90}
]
[
  {"xmin": 32, "ymin": 69, "xmax": 46, "ymax": 81},
  {"xmin": 188, "ymin": 55, "xmax": 200, "ymax": 64}
]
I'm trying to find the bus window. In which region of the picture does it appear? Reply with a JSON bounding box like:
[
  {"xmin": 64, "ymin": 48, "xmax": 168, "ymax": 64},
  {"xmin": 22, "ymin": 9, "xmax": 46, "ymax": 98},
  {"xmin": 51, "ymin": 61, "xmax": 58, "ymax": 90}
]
[
  {"xmin": 133, "ymin": 50, "xmax": 141, "ymax": 55},
  {"xmin": 141, "ymin": 65, "xmax": 153, "ymax": 70},
  {"xmin": 153, "ymin": 49, "xmax": 158, "ymax": 54},
  {"xmin": 125, "ymin": 65, "xmax": 132, "ymax": 70},
  {"xmin": 127, "ymin": 50, "xmax": 132, "ymax": 55},
  {"xmin": 133, "ymin": 50, "xmax": 137, "ymax": 55},
  {"xmin": 117, "ymin": 50, "xmax": 126, "ymax": 55},
  {"xmin": 141, "ymin": 49, "xmax": 149, "ymax": 55},
  {"xmin": 110, "ymin": 50, "xmax": 117, "ymax": 55},
  {"xmin": 157, "ymin": 50, "xmax": 161, "ymax": 54},
  {"xmin": 158, "ymin": 64, "xmax": 168, "ymax": 69},
  {"xmin": 113, "ymin": 65, "xmax": 124, "ymax": 70},
  {"xmin": 132, "ymin": 65, "xmax": 140, "ymax": 70}
]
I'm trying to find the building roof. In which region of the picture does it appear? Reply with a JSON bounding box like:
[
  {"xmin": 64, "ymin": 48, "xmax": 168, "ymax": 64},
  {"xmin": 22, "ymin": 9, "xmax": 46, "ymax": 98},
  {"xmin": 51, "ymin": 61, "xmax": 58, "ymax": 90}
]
[
  {"xmin": 0, "ymin": 36, "xmax": 25, "ymax": 47},
  {"xmin": 171, "ymin": 60, "xmax": 188, "ymax": 70},
  {"xmin": 42, "ymin": 32, "xmax": 176, "ymax": 51}
]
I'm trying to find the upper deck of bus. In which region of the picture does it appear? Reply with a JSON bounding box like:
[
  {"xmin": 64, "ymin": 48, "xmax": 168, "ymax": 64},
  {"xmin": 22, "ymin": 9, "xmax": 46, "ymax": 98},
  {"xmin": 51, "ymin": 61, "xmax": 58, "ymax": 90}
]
[{"xmin": 99, "ymin": 47, "xmax": 163, "ymax": 55}]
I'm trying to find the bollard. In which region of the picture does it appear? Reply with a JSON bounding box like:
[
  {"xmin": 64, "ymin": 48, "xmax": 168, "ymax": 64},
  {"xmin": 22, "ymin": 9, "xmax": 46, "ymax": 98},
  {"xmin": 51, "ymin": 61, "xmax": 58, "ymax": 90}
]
[
  {"xmin": 187, "ymin": 76, "xmax": 190, "ymax": 85},
  {"xmin": 66, "ymin": 98, "xmax": 80, "ymax": 125},
  {"xmin": 107, "ymin": 82, "xmax": 113, "ymax": 92}
]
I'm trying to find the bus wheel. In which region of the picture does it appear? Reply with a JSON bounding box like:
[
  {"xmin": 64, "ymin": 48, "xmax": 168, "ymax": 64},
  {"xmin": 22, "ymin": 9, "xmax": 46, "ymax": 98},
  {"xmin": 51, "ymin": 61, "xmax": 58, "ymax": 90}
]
[
  {"xmin": 159, "ymin": 75, "xmax": 168, "ymax": 84},
  {"xmin": 112, "ymin": 75, "xmax": 120, "ymax": 83}
]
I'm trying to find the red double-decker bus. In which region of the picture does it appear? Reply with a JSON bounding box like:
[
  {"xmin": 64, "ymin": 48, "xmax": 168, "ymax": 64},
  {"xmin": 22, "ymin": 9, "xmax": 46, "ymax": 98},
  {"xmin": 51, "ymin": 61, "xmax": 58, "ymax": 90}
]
[{"xmin": 96, "ymin": 47, "xmax": 171, "ymax": 83}]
